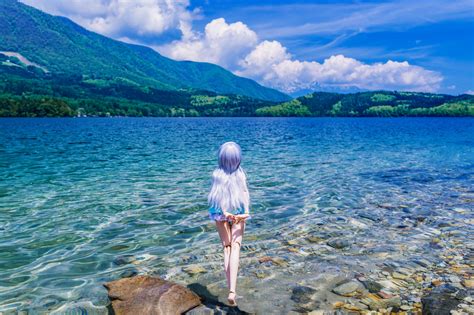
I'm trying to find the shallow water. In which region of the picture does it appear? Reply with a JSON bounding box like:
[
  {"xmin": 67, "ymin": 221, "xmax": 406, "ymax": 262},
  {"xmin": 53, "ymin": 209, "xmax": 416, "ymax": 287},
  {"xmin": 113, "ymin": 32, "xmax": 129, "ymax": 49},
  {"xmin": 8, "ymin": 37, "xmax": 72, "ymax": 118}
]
[{"xmin": 0, "ymin": 117, "xmax": 473, "ymax": 313}]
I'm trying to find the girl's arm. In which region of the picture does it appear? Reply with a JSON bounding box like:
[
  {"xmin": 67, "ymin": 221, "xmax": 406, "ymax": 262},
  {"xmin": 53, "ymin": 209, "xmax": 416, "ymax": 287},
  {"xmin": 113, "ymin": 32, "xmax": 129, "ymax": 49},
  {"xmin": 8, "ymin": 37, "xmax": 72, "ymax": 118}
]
[{"xmin": 221, "ymin": 207, "xmax": 235, "ymax": 221}]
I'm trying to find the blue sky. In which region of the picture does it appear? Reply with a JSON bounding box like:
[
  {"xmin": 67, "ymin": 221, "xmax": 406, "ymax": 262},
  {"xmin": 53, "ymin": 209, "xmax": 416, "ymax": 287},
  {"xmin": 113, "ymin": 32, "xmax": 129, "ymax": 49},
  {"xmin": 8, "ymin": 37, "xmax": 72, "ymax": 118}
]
[{"xmin": 21, "ymin": 0, "xmax": 474, "ymax": 95}]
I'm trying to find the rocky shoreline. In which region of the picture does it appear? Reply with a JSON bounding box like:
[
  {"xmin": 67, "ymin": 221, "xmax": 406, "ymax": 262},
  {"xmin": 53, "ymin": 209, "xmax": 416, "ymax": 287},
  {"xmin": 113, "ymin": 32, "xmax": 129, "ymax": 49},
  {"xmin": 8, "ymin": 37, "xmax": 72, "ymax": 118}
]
[{"xmin": 104, "ymin": 213, "xmax": 473, "ymax": 314}]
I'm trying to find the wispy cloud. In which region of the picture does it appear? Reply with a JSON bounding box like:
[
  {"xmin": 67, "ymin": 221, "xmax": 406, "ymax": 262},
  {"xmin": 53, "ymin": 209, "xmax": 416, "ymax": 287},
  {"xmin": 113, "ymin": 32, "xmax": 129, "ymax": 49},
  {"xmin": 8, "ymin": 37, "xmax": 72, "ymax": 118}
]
[{"xmin": 250, "ymin": 0, "xmax": 474, "ymax": 38}]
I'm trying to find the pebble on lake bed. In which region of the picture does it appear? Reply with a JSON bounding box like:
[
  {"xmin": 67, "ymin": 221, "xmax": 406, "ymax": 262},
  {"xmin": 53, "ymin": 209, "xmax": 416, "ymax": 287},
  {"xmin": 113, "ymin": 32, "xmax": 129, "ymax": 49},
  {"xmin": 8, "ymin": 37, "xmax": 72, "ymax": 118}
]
[
  {"xmin": 332, "ymin": 280, "xmax": 361, "ymax": 296},
  {"xmin": 183, "ymin": 265, "xmax": 207, "ymax": 275}
]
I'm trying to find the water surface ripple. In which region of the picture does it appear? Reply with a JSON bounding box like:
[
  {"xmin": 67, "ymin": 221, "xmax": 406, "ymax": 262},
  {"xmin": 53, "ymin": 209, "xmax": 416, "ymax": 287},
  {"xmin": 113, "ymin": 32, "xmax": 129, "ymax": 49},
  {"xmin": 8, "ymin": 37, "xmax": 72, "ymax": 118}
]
[{"xmin": 0, "ymin": 118, "xmax": 473, "ymax": 313}]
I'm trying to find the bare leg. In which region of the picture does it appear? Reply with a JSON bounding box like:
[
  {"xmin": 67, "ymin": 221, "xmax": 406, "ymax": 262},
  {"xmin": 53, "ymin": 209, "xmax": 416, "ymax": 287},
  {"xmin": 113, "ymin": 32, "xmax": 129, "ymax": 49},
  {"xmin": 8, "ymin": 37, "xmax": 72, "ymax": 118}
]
[
  {"xmin": 216, "ymin": 221, "xmax": 232, "ymax": 289},
  {"xmin": 228, "ymin": 221, "xmax": 245, "ymax": 304}
]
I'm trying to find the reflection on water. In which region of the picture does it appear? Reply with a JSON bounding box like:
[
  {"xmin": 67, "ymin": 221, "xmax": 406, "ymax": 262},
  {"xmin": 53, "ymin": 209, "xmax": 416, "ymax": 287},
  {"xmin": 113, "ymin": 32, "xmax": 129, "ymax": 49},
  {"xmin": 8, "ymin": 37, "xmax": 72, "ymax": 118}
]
[{"xmin": 0, "ymin": 117, "xmax": 473, "ymax": 313}]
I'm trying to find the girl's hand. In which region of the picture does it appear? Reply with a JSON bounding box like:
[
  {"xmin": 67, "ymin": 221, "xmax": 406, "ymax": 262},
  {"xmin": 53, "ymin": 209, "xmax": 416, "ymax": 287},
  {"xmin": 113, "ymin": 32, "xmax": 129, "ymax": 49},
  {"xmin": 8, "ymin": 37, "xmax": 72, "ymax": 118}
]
[
  {"xmin": 223, "ymin": 212, "xmax": 235, "ymax": 222},
  {"xmin": 233, "ymin": 214, "xmax": 249, "ymax": 223}
]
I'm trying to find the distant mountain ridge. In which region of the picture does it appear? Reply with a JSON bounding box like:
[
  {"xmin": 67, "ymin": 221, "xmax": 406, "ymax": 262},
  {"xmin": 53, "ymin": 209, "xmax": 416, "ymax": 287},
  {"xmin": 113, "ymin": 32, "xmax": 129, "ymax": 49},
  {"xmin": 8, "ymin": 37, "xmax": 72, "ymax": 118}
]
[
  {"xmin": 0, "ymin": 0, "xmax": 289, "ymax": 102},
  {"xmin": 255, "ymin": 91, "xmax": 474, "ymax": 117}
]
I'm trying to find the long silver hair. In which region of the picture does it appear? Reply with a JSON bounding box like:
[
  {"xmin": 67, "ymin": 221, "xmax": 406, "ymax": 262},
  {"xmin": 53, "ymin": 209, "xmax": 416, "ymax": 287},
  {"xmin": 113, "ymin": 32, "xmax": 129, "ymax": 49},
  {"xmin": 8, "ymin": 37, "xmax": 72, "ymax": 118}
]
[{"xmin": 208, "ymin": 142, "xmax": 249, "ymax": 211}]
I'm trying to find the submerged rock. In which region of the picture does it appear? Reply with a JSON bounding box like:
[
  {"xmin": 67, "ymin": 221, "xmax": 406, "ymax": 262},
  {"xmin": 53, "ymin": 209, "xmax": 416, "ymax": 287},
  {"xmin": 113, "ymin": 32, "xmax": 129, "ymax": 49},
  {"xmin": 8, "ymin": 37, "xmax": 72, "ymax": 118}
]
[
  {"xmin": 291, "ymin": 285, "xmax": 317, "ymax": 304},
  {"xmin": 104, "ymin": 275, "xmax": 201, "ymax": 315},
  {"xmin": 183, "ymin": 265, "xmax": 207, "ymax": 275},
  {"xmin": 421, "ymin": 284, "xmax": 465, "ymax": 315},
  {"xmin": 462, "ymin": 279, "xmax": 474, "ymax": 289},
  {"xmin": 113, "ymin": 255, "xmax": 136, "ymax": 266},
  {"xmin": 360, "ymin": 280, "xmax": 383, "ymax": 293},
  {"xmin": 326, "ymin": 239, "xmax": 350, "ymax": 249},
  {"xmin": 332, "ymin": 280, "xmax": 360, "ymax": 296},
  {"xmin": 361, "ymin": 295, "xmax": 401, "ymax": 311}
]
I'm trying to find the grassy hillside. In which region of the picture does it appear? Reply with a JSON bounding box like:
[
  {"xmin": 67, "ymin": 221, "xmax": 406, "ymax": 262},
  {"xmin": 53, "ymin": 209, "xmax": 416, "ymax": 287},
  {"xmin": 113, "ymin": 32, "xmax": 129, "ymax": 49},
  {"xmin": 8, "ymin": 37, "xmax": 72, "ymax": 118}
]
[
  {"xmin": 0, "ymin": 0, "xmax": 289, "ymax": 102},
  {"xmin": 0, "ymin": 60, "xmax": 274, "ymax": 117},
  {"xmin": 1, "ymin": 61, "xmax": 472, "ymax": 117},
  {"xmin": 256, "ymin": 91, "xmax": 474, "ymax": 117}
]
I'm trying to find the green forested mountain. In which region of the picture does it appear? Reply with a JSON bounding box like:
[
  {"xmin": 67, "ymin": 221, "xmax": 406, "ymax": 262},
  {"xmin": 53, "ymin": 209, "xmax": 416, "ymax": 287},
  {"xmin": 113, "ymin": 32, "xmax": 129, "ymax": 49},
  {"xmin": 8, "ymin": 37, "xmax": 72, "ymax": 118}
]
[
  {"xmin": 1, "ymin": 60, "xmax": 472, "ymax": 118},
  {"xmin": 256, "ymin": 91, "xmax": 474, "ymax": 117},
  {"xmin": 0, "ymin": 0, "xmax": 289, "ymax": 102},
  {"xmin": 0, "ymin": 1, "xmax": 472, "ymax": 118},
  {"xmin": 0, "ymin": 61, "xmax": 274, "ymax": 117}
]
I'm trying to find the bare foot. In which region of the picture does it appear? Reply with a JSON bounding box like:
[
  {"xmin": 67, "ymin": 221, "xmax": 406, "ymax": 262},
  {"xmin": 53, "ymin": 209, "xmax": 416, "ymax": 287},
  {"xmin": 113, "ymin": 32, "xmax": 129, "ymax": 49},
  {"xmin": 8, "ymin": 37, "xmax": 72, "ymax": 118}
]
[{"xmin": 227, "ymin": 291, "xmax": 237, "ymax": 306}]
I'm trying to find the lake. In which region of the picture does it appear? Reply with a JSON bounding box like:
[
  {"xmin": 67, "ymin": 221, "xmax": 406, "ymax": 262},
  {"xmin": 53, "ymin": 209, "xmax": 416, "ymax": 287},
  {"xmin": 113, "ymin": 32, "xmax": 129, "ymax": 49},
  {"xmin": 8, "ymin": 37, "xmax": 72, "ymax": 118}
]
[{"xmin": 0, "ymin": 117, "xmax": 473, "ymax": 313}]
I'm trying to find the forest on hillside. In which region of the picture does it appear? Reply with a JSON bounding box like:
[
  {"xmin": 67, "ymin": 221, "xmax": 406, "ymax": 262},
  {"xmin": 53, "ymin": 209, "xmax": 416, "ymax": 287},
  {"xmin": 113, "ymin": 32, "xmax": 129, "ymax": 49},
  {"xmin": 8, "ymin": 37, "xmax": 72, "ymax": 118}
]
[{"xmin": 0, "ymin": 56, "xmax": 473, "ymax": 117}]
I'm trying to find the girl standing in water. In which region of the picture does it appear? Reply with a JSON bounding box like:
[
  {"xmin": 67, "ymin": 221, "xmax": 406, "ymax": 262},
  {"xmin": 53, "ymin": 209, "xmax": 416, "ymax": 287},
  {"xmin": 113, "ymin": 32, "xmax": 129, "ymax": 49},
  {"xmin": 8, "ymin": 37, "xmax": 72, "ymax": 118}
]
[{"xmin": 208, "ymin": 142, "xmax": 250, "ymax": 306}]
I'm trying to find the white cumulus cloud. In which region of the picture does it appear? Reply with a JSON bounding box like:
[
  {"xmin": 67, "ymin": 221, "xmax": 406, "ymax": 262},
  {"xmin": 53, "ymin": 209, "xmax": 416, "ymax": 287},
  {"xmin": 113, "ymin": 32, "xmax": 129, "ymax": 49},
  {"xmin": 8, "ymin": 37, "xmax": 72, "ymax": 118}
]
[
  {"xmin": 237, "ymin": 46, "xmax": 442, "ymax": 92},
  {"xmin": 161, "ymin": 20, "xmax": 443, "ymax": 93},
  {"xmin": 20, "ymin": 0, "xmax": 195, "ymax": 42},
  {"xmin": 159, "ymin": 18, "xmax": 258, "ymax": 69}
]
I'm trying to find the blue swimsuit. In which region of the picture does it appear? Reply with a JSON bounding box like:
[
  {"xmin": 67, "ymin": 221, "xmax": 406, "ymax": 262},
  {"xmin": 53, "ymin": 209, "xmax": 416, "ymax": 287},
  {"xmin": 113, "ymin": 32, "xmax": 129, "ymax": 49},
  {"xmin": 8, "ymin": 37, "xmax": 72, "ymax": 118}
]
[{"xmin": 209, "ymin": 206, "xmax": 251, "ymax": 222}]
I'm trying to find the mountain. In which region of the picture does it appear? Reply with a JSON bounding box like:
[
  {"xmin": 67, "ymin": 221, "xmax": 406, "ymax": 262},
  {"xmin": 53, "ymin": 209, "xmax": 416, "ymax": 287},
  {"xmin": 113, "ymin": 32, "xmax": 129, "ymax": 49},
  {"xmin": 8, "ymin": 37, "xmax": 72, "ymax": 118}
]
[
  {"xmin": 256, "ymin": 91, "xmax": 474, "ymax": 117},
  {"xmin": 0, "ymin": 0, "xmax": 289, "ymax": 102}
]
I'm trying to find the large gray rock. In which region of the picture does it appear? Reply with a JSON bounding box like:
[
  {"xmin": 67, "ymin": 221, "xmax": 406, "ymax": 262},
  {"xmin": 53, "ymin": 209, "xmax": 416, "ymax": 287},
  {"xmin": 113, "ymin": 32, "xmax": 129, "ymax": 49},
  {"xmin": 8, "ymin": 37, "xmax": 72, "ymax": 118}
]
[{"xmin": 104, "ymin": 275, "xmax": 201, "ymax": 315}]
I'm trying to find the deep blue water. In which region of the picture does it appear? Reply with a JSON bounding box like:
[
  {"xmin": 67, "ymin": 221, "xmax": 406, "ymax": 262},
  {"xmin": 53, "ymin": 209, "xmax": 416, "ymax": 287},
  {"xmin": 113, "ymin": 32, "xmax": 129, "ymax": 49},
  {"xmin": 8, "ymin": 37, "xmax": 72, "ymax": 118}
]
[{"xmin": 0, "ymin": 117, "xmax": 473, "ymax": 313}]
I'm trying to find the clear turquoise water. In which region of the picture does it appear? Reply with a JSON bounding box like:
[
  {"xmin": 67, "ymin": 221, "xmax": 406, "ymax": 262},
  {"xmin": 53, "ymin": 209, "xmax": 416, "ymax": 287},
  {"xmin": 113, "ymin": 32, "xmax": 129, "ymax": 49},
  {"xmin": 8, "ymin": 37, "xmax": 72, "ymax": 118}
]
[{"xmin": 0, "ymin": 117, "xmax": 473, "ymax": 313}]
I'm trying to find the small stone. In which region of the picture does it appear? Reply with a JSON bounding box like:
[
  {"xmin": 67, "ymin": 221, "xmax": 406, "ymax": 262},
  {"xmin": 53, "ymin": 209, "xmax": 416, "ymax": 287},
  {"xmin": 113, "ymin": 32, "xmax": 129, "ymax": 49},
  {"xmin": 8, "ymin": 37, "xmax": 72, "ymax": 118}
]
[
  {"xmin": 349, "ymin": 218, "xmax": 368, "ymax": 229},
  {"xmin": 379, "ymin": 203, "xmax": 396, "ymax": 209},
  {"xmin": 272, "ymin": 257, "xmax": 289, "ymax": 267},
  {"xmin": 288, "ymin": 247, "xmax": 299, "ymax": 253},
  {"xmin": 113, "ymin": 255, "xmax": 136, "ymax": 266},
  {"xmin": 400, "ymin": 305, "xmax": 411, "ymax": 311},
  {"xmin": 378, "ymin": 280, "xmax": 399, "ymax": 290},
  {"xmin": 461, "ymin": 279, "xmax": 474, "ymax": 288},
  {"xmin": 365, "ymin": 296, "xmax": 401, "ymax": 311},
  {"xmin": 397, "ymin": 267, "xmax": 414, "ymax": 275},
  {"xmin": 392, "ymin": 272, "xmax": 408, "ymax": 280},
  {"xmin": 327, "ymin": 239, "xmax": 350, "ymax": 249},
  {"xmin": 183, "ymin": 265, "xmax": 207, "ymax": 275},
  {"xmin": 378, "ymin": 291, "xmax": 394, "ymax": 299},
  {"xmin": 449, "ymin": 276, "xmax": 461, "ymax": 283},
  {"xmin": 413, "ymin": 259, "xmax": 431, "ymax": 268},
  {"xmin": 332, "ymin": 301, "xmax": 344, "ymax": 308},
  {"xmin": 253, "ymin": 270, "xmax": 270, "ymax": 279},
  {"xmin": 460, "ymin": 304, "xmax": 474, "ymax": 313},
  {"xmin": 362, "ymin": 280, "xmax": 384, "ymax": 293},
  {"xmin": 307, "ymin": 236, "xmax": 323, "ymax": 243},
  {"xmin": 432, "ymin": 279, "xmax": 443, "ymax": 287},
  {"xmin": 373, "ymin": 252, "xmax": 390, "ymax": 258},
  {"xmin": 291, "ymin": 285, "xmax": 317, "ymax": 304},
  {"xmin": 258, "ymin": 256, "xmax": 273, "ymax": 263},
  {"xmin": 332, "ymin": 281, "xmax": 360, "ymax": 296},
  {"xmin": 344, "ymin": 304, "xmax": 363, "ymax": 311}
]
